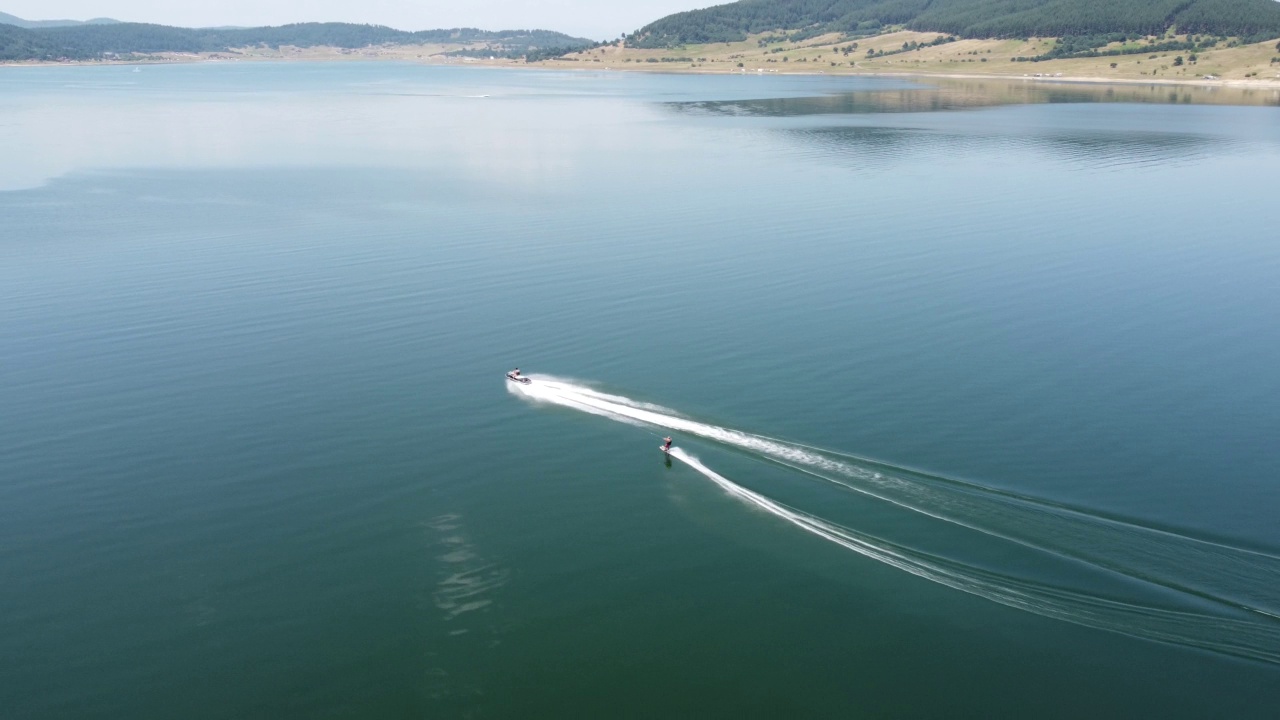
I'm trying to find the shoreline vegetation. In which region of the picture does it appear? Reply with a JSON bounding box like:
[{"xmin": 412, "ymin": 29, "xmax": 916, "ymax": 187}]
[
  {"xmin": 542, "ymin": 27, "xmax": 1280, "ymax": 91},
  {"xmin": 2, "ymin": 5, "xmax": 1278, "ymax": 92},
  {"xmin": 4, "ymin": 29, "xmax": 1279, "ymax": 93},
  {"xmin": 0, "ymin": 21, "xmax": 593, "ymax": 64}
]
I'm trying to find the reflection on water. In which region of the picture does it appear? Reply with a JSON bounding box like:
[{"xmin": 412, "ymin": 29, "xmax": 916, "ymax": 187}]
[
  {"xmin": 665, "ymin": 76, "xmax": 1278, "ymax": 171},
  {"xmin": 785, "ymin": 125, "xmax": 1241, "ymax": 170},
  {"xmin": 0, "ymin": 72, "xmax": 657, "ymax": 192},
  {"xmin": 672, "ymin": 78, "xmax": 1280, "ymax": 117}
]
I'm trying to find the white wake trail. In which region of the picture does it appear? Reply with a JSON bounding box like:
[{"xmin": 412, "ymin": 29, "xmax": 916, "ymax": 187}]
[
  {"xmin": 666, "ymin": 448, "xmax": 1280, "ymax": 665},
  {"xmin": 511, "ymin": 376, "xmax": 1280, "ymax": 620}
]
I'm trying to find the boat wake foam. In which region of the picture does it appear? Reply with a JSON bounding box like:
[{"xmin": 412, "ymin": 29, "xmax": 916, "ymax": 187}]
[{"xmin": 510, "ymin": 375, "xmax": 1280, "ymax": 663}]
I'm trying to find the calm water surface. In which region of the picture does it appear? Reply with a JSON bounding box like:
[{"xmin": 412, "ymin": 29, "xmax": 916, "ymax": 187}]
[{"xmin": 2, "ymin": 63, "xmax": 1280, "ymax": 718}]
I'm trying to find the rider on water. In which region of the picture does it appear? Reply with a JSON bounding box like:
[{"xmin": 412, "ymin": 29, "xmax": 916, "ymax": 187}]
[
  {"xmin": 510, "ymin": 368, "xmax": 520, "ymax": 377},
  {"xmin": 663, "ymin": 437, "xmax": 673, "ymax": 451}
]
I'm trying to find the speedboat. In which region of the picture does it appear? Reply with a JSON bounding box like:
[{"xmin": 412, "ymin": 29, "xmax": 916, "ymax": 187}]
[{"xmin": 506, "ymin": 371, "xmax": 530, "ymax": 384}]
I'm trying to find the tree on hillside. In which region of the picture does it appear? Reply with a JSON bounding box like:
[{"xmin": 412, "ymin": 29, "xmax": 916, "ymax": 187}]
[{"xmin": 629, "ymin": 0, "xmax": 1280, "ymax": 48}]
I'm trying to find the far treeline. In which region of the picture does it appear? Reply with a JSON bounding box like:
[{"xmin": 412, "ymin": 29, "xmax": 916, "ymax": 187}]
[
  {"xmin": 629, "ymin": 0, "xmax": 1280, "ymax": 47},
  {"xmin": 0, "ymin": 21, "xmax": 592, "ymax": 61}
]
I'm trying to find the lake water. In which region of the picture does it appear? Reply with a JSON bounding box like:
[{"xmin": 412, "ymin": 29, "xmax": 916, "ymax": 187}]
[{"xmin": 2, "ymin": 62, "xmax": 1279, "ymax": 718}]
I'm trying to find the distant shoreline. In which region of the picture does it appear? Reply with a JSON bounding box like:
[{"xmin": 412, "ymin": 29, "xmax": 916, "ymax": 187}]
[
  {"xmin": 548, "ymin": 30, "xmax": 1280, "ymax": 93},
  {"xmin": 5, "ymin": 49, "xmax": 1280, "ymax": 93},
  {"xmin": 532, "ymin": 62, "xmax": 1280, "ymax": 92},
  {"xmin": 832, "ymin": 68, "xmax": 1280, "ymax": 91}
]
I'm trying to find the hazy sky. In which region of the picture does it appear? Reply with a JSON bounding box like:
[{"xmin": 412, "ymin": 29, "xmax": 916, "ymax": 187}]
[{"xmin": 3, "ymin": 1, "xmax": 713, "ymax": 39}]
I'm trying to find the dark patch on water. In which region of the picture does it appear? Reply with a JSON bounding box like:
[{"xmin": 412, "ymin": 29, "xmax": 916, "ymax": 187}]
[{"xmin": 670, "ymin": 78, "xmax": 1280, "ymax": 117}]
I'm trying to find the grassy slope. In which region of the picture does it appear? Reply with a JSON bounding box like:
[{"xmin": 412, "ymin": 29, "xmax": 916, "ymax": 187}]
[
  {"xmin": 551, "ymin": 30, "xmax": 1280, "ymax": 84},
  {"xmin": 631, "ymin": 0, "xmax": 1280, "ymax": 44}
]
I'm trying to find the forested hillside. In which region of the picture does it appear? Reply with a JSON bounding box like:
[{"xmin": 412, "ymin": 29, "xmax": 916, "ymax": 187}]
[
  {"xmin": 0, "ymin": 21, "xmax": 591, "ymax": 61},
  {"xmin": 630, "ymin": 0, "xmax": 1280, "ymax": 47}
]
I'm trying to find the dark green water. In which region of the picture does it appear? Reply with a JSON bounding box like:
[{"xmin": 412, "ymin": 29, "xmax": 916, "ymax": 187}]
[{"xmin": 2, "ymin": 63, "xmax": 1279, "ymax": 718}]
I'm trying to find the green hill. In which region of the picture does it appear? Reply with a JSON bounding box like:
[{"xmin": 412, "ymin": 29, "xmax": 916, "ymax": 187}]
[
  {"xmin": 0, "ymin": 20, "xmax": 591, "ymax": 61},
  {"xmin": 630, "ymin": 0, "xmax": 1280, "ymax": 47},
  {"xmin": 0, "ymin": 11, "xmax": 120, "ymax": 28}
]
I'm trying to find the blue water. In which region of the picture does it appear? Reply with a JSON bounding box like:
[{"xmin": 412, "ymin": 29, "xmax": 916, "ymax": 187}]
[{"xmin": 2, "ymin": 62, "xmax": 1280, "ymax": 718}]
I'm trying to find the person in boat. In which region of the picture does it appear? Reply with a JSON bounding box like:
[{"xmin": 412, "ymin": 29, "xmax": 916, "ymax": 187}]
[
  {"xmin": 510, "ymin": 368, "xmax": 521, "ymax": 378},
  {"xmin": 663, "ymin": 437, "xmax": 673, "ymax": 451}
]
